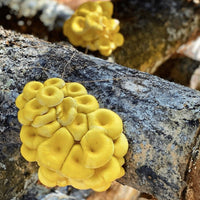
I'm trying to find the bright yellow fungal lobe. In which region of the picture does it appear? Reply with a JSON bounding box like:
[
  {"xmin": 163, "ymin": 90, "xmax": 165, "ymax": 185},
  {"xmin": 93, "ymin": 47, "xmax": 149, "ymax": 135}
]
[
  {"xmin": 32, "ymin": 108, "xmax": 56, "ymax": 128},
  {"xmin": 88, "ymin": 108, "xmax": 123, "ymax": 140},
  {"xmin": 68, "ymin": 179, "xmax": 90, "ymax": 190},
  {"xmin": 16, "ymin": 78, "xmax": 128, "ymax": 191},
  {"xmin": 36, "ymin": 86, "xmax": 64, "ymax": 107},
  {"xmin": 22, "ymin": 81, "xmax": 44, "ymax": 101},
  {"xmin": 15, "ymin": 94, "xmax": 27, "ymax": 109},
  {"xmin": 17, "ymin": 109, "xmax": 31, "ymax": 125},
  {"xmin": 38, "ymin": 167, "xmax": 57, "ymax": 187},
  {"xmin": 44, "ymin": 78, "xmax": 65, "ymax": 88},
  {"xmin": 67, "ymin": 113, "xmax": 88, "ymax": 141},
  {"xmin": 37, "ymin": 127, "xmax": 74, "ymax": 170},
  {"xmin": 57, "ymin": 97, "xmax": 77, "ymax": 126},
  {"xmin": 61, "ymin": 144, "xmax": 94, "ymax": 179},
  {"xmin": 63, "ymin": 1, "xmax": 124, "ymax": 56},
  {"xmin": 66, "ymin": 82, "xmax": 87, "ymax": 97},
  {"xmin": 81, "ymin": 128, "xmax": 114, "ymax": 168},
  {"xmin": 36, "ymin": 120, "xmax": 61, "ymax": 137},
  {"xmin": 23, "ymin": 98, "xmax": 49, "ymax": 121},
  {"xmin": 20, "ymin": 144, "xmax": 37, "ymax": 162},
  {"xmin": 20, "ymin": 125, "xmax": 46, "ymax": 149},
  {"xmin": 75, "ymin": 94, "xmax": 99, "ymax": 113},
  {"xmin": 114, "ymin": 133, "xmax": 129, "ymax": 158}
]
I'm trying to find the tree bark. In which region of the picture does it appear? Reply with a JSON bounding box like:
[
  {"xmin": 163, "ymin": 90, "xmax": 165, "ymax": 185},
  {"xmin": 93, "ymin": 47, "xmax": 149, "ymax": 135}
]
[
  {"xmin": 0, "ymin": 0, "xmax": 199, "ymax": 73},
  {"xmin": 1, "ymin": 26, "xmax": 200, "ymax": 200}
]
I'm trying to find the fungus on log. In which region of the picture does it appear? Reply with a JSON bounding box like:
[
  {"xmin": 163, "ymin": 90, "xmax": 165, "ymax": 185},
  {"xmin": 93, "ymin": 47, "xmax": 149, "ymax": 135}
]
[{"xmin": 0, "ymin": 26, "xmax": 200, "ymax": 200}]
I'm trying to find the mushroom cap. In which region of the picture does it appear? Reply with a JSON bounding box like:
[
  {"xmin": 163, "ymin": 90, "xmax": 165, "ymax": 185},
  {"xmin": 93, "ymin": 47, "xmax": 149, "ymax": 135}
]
[
  {"xmin": 114, "ymin": 133, "xmax": 129, "ymax": 158},
  {"xmin": 61, "ymin": 144, "xmax": 94, "ymax": 180},
  {"xmin": 32, "ymin": 108, "xmax": 56, "ymax": 128},
  {"xmin": 23, "ymin": 98, "xmax": 49, "ymax": 121},
  {"xmin": 94, "ymin": 38, "xmax": 113, "ymax": 56},
  {"xmin": 74, "ymin": 94, "xmax": 99, "ymax": 114},
  {"xmin": 85, "ymin": 13, "xmax": 103, "ymax": 31},
  {"xmin": 76, "ymin": 1, "xmax": 103, "ymax": 17},
  {"xmin": 63, "ymin": 18, "xmax": 83, "ymax": 46},
  {"xmin": 39, "ymin": 165, "xmax": 69, "ymax": 187},
  {"xmin": 36, "ymin": 120, "xmax": 61, "ymax": 137},
  {"xmin": 37, "ymin": 127, "xmax": 74, "ymax": 170},
  {"xmin": 68, "ymin": 178, "xmax": 90, "ymax": 190},
  {"xmin": 20, "ymin": 125, "xmax": 46, "ymax": 149},
  {"xmin": 71, "ymin": 16, "xmax": 87, "ymax": 35},
  {"xmin": 84, "ymin": 170, "xmax": 106, "ymax": 189},
  {"xmin": 96, "ymin": 156, "xmax": 121, "ymax": 183},
  {"xmin": 38, "ymin": 167, "xmax": 57, "ymax": 187},
  {"xmin": 20, "ymin": 144, "xmax": 37, "ymax": 162},
  {"xmin": 36, "ymin": 86, "xmax": 64, "ymax": 107},
  {"xmin": 56, "ymin": 97, "xmax": 77, "ymax": 126},
  {"xmin": 112, "ymin": 33, "xmax": 124, "ymax": 47},
  {"xmin": 81, "ymin": 127, "xmax": 114, "ymax": 168},
  {"xmin": 44, "ymin": 78, "xmax": 65, "ymax": 89},
  {"xmin": 117, "ymin": 157, "xmax": 125, "ymax": 166},
  {"xmin": 88, "ymin": 108, "xmax": 123, "ymax": 140},
  {"xmin": 67, "ymin": 113, "xmax": 88, "ymax": 141},
  {"xmin": 92, "ymin": 182, "xmax": 111, "ymax": 192},
  {"xmin": 17, "ymin": 109, "xmax": 31, "ymax": 125},
  {"xmin": 98, "ymin": 1, "xmax": 113, "ymax": 18},
  {"xmin": 66, "ymin": 82, "xmax": 87, "ymax": 97},
  {"xmin": 22, "ymin": 81, "xmax": 44, "ymax": 101},
  {"xmin": 15, "ymin": 93, "xmax": 27, "ymax": 109}
]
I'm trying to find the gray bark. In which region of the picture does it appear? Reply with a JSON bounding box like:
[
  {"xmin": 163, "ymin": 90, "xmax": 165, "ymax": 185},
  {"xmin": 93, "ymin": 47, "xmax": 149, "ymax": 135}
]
[{"xmin": 1, "ymin": 26, "xmax": 200, "ymax": 200}]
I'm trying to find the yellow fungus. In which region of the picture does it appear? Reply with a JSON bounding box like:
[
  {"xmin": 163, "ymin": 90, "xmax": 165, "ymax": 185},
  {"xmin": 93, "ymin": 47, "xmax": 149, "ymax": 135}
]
[
  {"xmin": 81, "ymin": 127, "xmax": 114, "ymax": 168},
  {"xmin": 37, "ymin": 127, "xmax": 74, "ymax": 170},
  {"xmin": 17, "ymin": 109, "xmax": 31, "ymax": 125},
  {"xmin": 56, "ymin": 97, "xmax": 77, "ymax": 126},
  {"xmin": 71, "ymin": 16, "xmax": 87, "ymax": 35},
  {"xmin": 98, "ymin": 1, "xmax": 113, "ymax": 18},
  {"xmin": 61, "ymin": 144, "xmax": 94, "ymax": 179},
  {"xmin": 92, "ymin": 182, "xmax": 111, "ymax": 192},
  {"xmin": 69, "ymin": 178, "xmax": 90, "ymax": 190},
  {"xmin": 114, "ymin": 133, "xmax": 129, "ymax": 158},
  {"xmin": 36, "ymin": 120, "xmax": 61, "ymax": 137},
  {"xmin": 32, "ymin": 108, "xmax": 56, "ymax": 128},
  {"xmin": 16, "ymin": 78, "xmax": 128, "ymax": 191},
  {"xmin": 44, "ymin": 78, "xmax": 65, "ymax": 89},
  {"xmin": 22, "ymin": 81, "xmax": 44, "ymax": 101},
  {"xmin": 96, "ymin": 156, "xmax": 121, "ymax": 182},
  {"xmin": 88, "ymin": 108, "xmax": 123, "ymax": 140},
  {"xmin": 38, "ymin": 167, "xmax": 57, "ymax": 187},
  {"xmin": 67, "ymin": 113, "xmax": 88, "ymax": 141},
  {"xmin": 66, "ymin": 82, "xmax": 87, "ymax": 97},
  {"xmin": 23, "ymin": 98, "xmax": 49, "ymax": 121},
  {"xmin": 20, "ymin": 144, "xmax": 37, "ymax": 162},
  {"xmin": 15, "ymin": 93, "xmax": 27, "ymax": 109},
  {"xmin": 20, "ymin": 125, "xmax": 46, "ymax": 149},
  {"xmin": 75, "ymin": 94, "xmax": 99, "ymax": 113},
  {"xmin": 76, "ymin": 1, "xmax": 103, "ymax": 17},
  {"xmin": 36, "ymin": 86, "xmax": 64, "ymax": 107}
]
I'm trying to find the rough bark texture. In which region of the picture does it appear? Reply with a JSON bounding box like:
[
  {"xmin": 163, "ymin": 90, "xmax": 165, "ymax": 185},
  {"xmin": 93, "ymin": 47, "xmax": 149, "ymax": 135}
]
[
  {"xmin": 0, "ymin": 0, "xmax": 199, "ymax": 73},
  {"xmin": 1, "ymin": 26, "xmax": 200, "ymax": 200},
  {"xmin": 112, "ymin": 0, "xmax": 200, "ymax": 73}
]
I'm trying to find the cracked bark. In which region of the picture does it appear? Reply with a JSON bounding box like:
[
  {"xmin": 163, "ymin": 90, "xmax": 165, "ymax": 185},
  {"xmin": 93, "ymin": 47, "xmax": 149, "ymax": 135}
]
[{"xmin": 1, "ymin": 26, "xmax": 200, "ymax": 200}]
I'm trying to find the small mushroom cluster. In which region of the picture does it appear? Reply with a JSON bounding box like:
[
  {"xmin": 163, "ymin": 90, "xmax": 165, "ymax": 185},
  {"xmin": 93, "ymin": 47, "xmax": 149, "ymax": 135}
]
[
  {"xmin": 16, "ymin": 78, "xmax": 128, "ymax": 191},
  {"xmin": 63, "ymin": 1, "xmax": 124, "ymax": 56}
]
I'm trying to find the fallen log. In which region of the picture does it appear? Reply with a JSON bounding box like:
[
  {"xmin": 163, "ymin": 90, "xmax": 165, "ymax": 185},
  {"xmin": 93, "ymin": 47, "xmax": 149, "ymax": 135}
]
[
  {"xmin": 0, "ymin": 0, "xmax": 199, "ymax": 73},
  {"xmin": 0, "ymin": 26, "xmax": 200, "ymax": 200}
]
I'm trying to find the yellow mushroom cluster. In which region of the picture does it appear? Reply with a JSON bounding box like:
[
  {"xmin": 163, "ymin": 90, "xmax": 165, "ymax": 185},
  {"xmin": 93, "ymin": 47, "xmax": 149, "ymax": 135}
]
[
  {"xmin": 15, "ymin": 78, "xmax": 128, "ymax": 191},
  {"xmin": 63, "ymin": 1, "xmax": 124, "ymax": 56}
]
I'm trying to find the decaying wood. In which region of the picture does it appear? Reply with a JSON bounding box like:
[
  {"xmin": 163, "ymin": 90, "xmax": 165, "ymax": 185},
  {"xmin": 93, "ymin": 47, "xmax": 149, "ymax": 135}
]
[
  {"xmin": 1, "ymin": 26, "xmax": 200, "ymax": 200},
  {"xmin": 112, "ymin": 0, "xmax": 200, "ymax": 73},
  {"xmin": 0, "ymin": 0, "xmax": 199, "ymax": 73}
]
